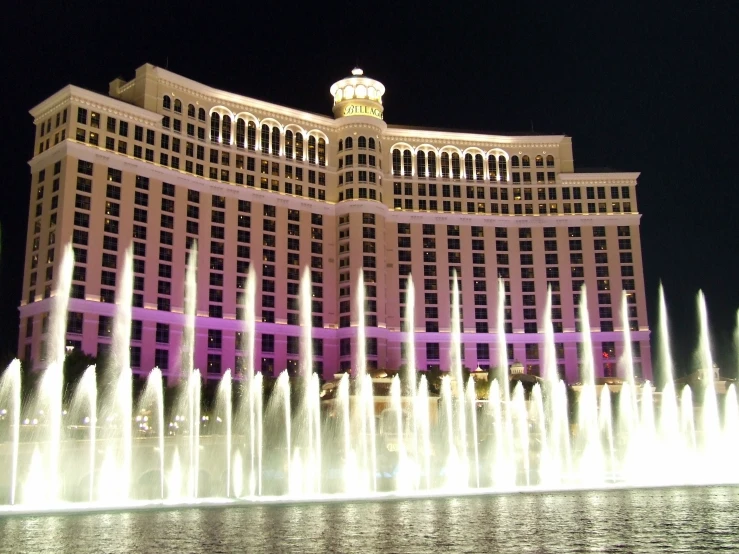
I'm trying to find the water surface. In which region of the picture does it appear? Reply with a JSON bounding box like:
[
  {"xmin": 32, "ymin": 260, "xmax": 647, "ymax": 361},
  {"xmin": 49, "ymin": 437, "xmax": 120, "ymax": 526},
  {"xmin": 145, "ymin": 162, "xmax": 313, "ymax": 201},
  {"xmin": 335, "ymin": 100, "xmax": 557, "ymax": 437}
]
[{"xmin": 2, "ymin": 486, "xmax": 738, "ymax": 553}]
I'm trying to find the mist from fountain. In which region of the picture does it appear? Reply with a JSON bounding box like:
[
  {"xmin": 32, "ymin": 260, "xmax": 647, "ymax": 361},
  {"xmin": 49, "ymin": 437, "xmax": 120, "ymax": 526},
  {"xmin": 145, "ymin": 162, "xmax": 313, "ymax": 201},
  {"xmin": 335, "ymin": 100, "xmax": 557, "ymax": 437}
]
[{"xmin": 2, "ymin": 240, "xmax": 739, "ymax": 511}]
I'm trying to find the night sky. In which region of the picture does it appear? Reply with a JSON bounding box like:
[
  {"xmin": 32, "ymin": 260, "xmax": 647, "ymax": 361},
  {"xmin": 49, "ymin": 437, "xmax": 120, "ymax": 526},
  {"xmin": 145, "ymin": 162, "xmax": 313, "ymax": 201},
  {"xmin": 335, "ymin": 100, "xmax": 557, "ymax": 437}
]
[{"xmin": 1, "ymin": 4, "xmax": 737, "ymax": 376}]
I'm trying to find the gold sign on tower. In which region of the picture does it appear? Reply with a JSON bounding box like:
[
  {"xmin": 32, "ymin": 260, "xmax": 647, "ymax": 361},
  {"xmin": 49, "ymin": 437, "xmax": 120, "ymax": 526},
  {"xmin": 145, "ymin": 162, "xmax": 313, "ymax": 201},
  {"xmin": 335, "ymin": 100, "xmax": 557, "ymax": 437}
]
[{"xmin": 330, "ymin": 68, "xmax": 386, "ymax": 121}]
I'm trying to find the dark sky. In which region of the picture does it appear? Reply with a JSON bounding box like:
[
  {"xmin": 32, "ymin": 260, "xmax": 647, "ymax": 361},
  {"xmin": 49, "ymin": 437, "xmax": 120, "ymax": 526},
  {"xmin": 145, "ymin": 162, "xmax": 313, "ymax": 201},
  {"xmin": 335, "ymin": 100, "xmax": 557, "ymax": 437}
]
[{"xmin": 1, "ymin": 3, "xmax": 737, "ymax": 376}]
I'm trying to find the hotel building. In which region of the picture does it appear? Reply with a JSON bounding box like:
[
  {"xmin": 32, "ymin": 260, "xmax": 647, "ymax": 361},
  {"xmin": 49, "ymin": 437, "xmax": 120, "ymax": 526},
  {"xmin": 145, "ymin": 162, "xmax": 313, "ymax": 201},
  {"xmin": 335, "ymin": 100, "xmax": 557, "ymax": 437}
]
[{"xmin": 19, "ymin": 64, "xmax": 651, "ymax": 383}]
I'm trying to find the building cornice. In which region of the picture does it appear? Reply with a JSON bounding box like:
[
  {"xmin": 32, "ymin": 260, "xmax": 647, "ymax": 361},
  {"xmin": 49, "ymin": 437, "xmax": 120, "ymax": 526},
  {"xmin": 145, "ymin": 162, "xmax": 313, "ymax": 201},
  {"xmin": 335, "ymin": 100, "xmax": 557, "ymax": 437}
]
[
  {"xmin": 383, "ymin": 126, "xmax": 568, "ymax": 148},
  {"xmin": 30, "ymin": 85, "xmax": 161, "ymax": 125},
  {"xmin": 154, "ymin": 67, "xmax": 337, "ymax": 131},
  {"xmin": 558, "ymin": 172, "xmax": 641, "ymax": 184}
]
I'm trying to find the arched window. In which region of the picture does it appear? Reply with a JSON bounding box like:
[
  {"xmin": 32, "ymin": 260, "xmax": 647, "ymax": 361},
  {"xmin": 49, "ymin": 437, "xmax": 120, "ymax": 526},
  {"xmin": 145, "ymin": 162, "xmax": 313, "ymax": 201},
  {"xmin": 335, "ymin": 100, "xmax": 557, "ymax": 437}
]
[
  {"xmin": 261, "ymin": 124, "xmax": 270, "ymax": 153},
  {"xmin": 403, "ymin": 150, "xmax": 412, "ymax": 176},
  {"xmin": 345, "ymin": 137, "xmax": 353, "ymax": 149},
  {"xmin": 308, "ymin": 136, "xmax": 316, "ymax": 164},
  {"xmin": 511, "ymin": 155, "xmax": 520, "ymax": 168},
  {"xmin": 499, "ymin": 157, "xmax": 508, "ymax": 182},
  {"xmin": 488, "ymin": 155, "xmax": 498, "ymax": 180},
  {"xmin": 546, "ymin": 155, "xmax": 555, "ymax": 167},
  {"xmin": 464, "ymin": 154, "xmax": 473, "ymax": 180},
  {"xmin": 187, "ymin": 104, "xmax": 196, "ymax": 118},
  {"xmin": 163, "ymin": 96, "xmax": 171, "ymax": 110},
  {"xmin": 392, "ymin": 149, "xmax": 401, "ymax": 176},
  {"xmin": 441, "ymin": 152, "xmax": 450, "ymax": 178},
  {"xmin": 522, "ymin": 155, "xmax": 530, "ymax": 167},
  {"xmin": 358, "ymin": 136, "xmax": 367, "ymax": 149},
  {"xmin": 417, "ymin": 151, "xmax": 426, "ymax": 177},
  {"xmin": 295, "ymin": 133, "xmax": 304, "ymax": 161},
  {"xmin": 338, "ymin": 139, "xmax": 343, "ymax": 152},
  {"xmin": 236, "ymin": 119, "xmax": 246, "ymax": 148},
  {"xmin": 535, "ymin": 155, "xmax": 543, "ymax": 167},
  {"xmin": 198, "ymin": 108, "xmax": 206, "ymax": 122},
  {"xmin": 174, "ymin": 99, "xmax": 182, "ymax": 113},
  {"xmin": 247, "ymin": 121, "xmax": 256, "ymax": 150},
  {"xmin": 427, "ymin": 152, "xmax": 436, "ymax": 178},
  {"xmin": 451, "ymin": 153, "xmax": 461, "ymax": 179},
  {"xmin": 271, "ymin": 126, "xmax": 280, "ymax": 155},
  {"xmin": 368, "ymin": 137, "xmax": 376, "ymax": 150},
  {"xmin": 285, "ymin": 130, "xmax": 294, "ymax": 158},
  {"xmin": 318, "ymin": 138, "xmax": 326, "ymax": 166},
  {"xmin": 210, "ymin": 113, "xmax": 220, "ymax": 142},
  {"xmin": 222, "ymin": 115, "xmax": 232, "ymax": 144},
  {"xmin": 475, "ymin": 154, "xmax": 484, "ymax": 180}
]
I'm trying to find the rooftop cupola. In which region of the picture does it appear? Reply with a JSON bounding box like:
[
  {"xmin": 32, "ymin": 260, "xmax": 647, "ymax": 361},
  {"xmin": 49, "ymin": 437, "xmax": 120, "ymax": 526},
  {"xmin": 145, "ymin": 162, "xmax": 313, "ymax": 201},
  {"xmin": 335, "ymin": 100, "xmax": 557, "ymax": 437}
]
[{"xmin": 330, "ymin": 68, "xmax": 385, "ymax": 120}]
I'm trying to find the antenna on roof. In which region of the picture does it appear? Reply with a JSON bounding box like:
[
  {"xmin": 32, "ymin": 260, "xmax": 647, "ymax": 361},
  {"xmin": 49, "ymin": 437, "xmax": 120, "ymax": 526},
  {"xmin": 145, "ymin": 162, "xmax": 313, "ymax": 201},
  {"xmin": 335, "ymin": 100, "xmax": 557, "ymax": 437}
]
[
  {"xmin": 530, "ymin": 120, "xmax": 535, "ymax": 133},
  {"xmin": 165, "ymin": 56, "xmax": 169, "ymax": 70}
]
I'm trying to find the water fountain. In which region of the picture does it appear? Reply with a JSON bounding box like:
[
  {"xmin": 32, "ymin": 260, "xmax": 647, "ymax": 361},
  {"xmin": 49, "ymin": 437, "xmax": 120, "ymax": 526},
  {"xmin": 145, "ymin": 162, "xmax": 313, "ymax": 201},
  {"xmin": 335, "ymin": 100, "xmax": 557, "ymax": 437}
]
[{"xmin": 1, "ymin": 240, "xmax": 739, "ymax": 514}]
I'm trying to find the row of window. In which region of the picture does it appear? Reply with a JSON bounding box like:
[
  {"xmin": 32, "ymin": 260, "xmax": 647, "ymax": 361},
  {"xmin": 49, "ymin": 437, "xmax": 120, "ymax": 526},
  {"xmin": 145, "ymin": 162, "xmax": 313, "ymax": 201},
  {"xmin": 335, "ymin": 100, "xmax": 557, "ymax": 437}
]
[
  {"xmin": 393, "ymin": 183, "xmax": 630, "ymax": 200},
  {"xmin": 391, "ymin": 151, "xmax": 555, "ymax": 179},
  {"xmin": 207, "ymin": 113, "xmax": 326, "ymax": 165},
  {"xmin": 391, "ymin": 199, "xmax": 633, "ymax": 215},
  {"xmin": 337, "ymin": 136, "xmax": 378, "ymax": 151}
]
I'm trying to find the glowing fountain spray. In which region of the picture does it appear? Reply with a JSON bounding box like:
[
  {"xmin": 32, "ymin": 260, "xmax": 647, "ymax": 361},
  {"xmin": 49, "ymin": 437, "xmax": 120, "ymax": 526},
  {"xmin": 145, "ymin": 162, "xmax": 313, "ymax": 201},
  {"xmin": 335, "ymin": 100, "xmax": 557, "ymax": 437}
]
[
  {"xmin": 617, "ymin": 291, "xmax": 640, "ymax": 481},
  {"xmin": 657, "ymin": 284, "xmax": 681, "ymax": 474},
  {"xmin": 218, "ymin": 370, "xmax": 232, "ymax": 497},
  {"xmin": 405, "ymin": 275, "xmax": 417, "ymax": 394},
  {"xmin": 6, "ymin": 243, "xmax": 739, "ymax": 509},
  {"xmin": 466, "ymin": 375, "xmax": 480, "ymax": 487},
  {"xmin": 110, "ymin": 245, "xmax": 134, "ymax": 499},
  {"xmin": 449, "ymin": 271, "xmax": 468, "ymax": 485},
  {"xmin": 182, "ymin": 242, "xmax": 198, "ymax": 376},
  {"xmin": 697, "ymin": 291, "xmax": 720, "ymax": 460},
  {"xmin": 0, "ymin": 360, "xmax": 21, "ymax": 504},
  {"xmin": 40, "ymin": 243, "xmax": 74, "ymax": 501},
  {"xmin": 183, "ymin": 242, "xmax": 200, "ymax": 497},
  {"xmin": 187, "ymin": 370, "xmax": 201, "ymax": 498},
  {"xmin": 390, "ymin": 376, "xmax": 413, "ymax": 492},
  {"xmin": 577, "ymin": 286, "xmax": 604, "ymax": 483},
  {"xmin": 354, "ymin": 270, "xmax": 376, "ymax": 491},
  {"xmin": 337, "ymin": 374, "xmax": 355, "ymax": 492},
  {"xmin": 143, "ymin": 367, "xmax": 165, "ymax": 499},
  {"xmin": 299, "ymin": 266, "xmax": 321, "ymax": 495},
  {"xmin": 493, "ymin": 278, "xmax": 515, "ymax": 487},
  {"xmin": 78, "ymin": 367, "xmax": 97, "ymax": 501},
  {"xmin": 238, "ymin": 264, "xmax": 262, "ymax": 496},
  {"xmin": 405, "ymin": 275, "xmax": 419, "ymax": 473},
  {"xmin": 416, "ymin": 375, "xmax": 431, "ymax": 489},
  {"xmin": 541, "ymin": 287, "xmax": 560, "ymax": 484}
]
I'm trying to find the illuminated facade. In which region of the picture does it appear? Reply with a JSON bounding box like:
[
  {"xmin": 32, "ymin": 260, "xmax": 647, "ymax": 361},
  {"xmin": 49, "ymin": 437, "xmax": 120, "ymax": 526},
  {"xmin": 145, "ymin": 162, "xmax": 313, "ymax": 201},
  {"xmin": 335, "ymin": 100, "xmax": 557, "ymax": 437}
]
[{"xmin": 20, "ymin": 63, "xmax": 651, "ymax": 382}]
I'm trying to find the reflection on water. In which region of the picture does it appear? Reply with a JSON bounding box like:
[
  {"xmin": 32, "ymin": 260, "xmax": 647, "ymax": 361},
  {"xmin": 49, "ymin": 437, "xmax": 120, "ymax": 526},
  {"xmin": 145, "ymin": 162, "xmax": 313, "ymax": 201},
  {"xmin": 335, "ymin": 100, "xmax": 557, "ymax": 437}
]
[{"xmin": 1, "ymin": 487, "xmax": 739, "ymax": 553}]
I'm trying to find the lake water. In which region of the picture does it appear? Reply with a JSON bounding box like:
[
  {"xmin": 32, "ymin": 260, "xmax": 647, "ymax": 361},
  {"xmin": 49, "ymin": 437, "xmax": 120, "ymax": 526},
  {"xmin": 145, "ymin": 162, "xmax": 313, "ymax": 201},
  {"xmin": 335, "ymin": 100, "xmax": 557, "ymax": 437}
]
[{"xmin": 2, "ymin": 486, "xmax": 738, "ymax": 553}]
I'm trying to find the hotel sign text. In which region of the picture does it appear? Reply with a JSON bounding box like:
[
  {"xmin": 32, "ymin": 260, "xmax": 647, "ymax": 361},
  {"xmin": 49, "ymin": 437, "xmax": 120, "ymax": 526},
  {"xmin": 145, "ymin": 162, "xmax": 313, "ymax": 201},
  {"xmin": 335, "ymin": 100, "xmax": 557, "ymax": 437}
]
[{"xmin": 342, "ymin": 104, "xmax": 383, "ymax": 119}]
